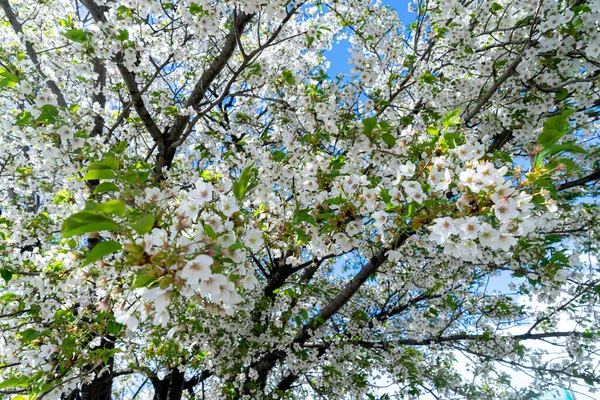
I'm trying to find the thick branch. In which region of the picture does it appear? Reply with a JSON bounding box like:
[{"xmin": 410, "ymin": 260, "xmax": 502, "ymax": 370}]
[
  {"xmin": 558, "ymin": 167, "xmax": 600, "ymax": 191},
  {"xmin": 463, "ymin": 54, "xmax": 523, "ymax": 124},
  {"xmin": 0, "ymin": 0, "xmax": 67, "ymax": 107},
  {"xmin": 90, "ymin": 57, "xmax": 107, "ymax": 137},
  {"xmin": 80, "ymin": 0, "xmax": 163, "ymax": 142},
  {"xmin": 248, "ymin": 231, "xmax": 413, "ymax": 393}
]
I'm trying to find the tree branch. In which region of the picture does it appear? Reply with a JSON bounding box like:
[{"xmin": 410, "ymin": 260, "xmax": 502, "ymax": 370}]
[{"xmin": 0, "ymin": 0, "xmax": 67, "ymax": 107}]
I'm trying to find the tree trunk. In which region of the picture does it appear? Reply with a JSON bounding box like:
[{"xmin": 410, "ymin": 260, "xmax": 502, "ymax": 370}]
[
  {"xmin": 151, "ymin": 368, "xmax": 185, "ymax": 400},
  {"xmin": 80, "ymin": 335, "xmax": 115, "ymax": 400}
]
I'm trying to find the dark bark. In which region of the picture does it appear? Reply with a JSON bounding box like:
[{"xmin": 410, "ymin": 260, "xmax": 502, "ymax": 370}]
[
  {"xmin": 151, "ymin": 368, "xmax": 198, "ymax": 400},
  {"xmin": 154, "ymin": 12, "xmax": 254, "ymax": 178},
  {"xmin": 80, "ymin": 335, "xmax": 115, "ymax": 400},
  {"xmin": 241, "ymin": 231, "xmax": 414, "ymax": 396},
  {"xmin": 558, "ymin": 167, "xmax": 600, "ymax": 191},
  {"xmin": 0, "ymin": 0, "xmax": 67, "ymax": 108}
]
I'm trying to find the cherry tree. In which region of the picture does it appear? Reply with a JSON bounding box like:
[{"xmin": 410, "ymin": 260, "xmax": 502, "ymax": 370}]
[{"xmin": 0, "ymin": 0, "xmax": 599, "ymax": 399}]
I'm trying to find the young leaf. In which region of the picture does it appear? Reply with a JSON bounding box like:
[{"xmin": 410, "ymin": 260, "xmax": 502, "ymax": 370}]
[
  {"xmin": 93, "ymin": 182, "xmax": 120, "ymax": 194},
  {"xmin": 131, "ymin": 273, "xmax": 159, "ymax": 289},
  {"xmin": 0, "ymin": 377, "xmax": 29, "ymax": 389},
  {"xmin": 282, "ymin": 70, "xmax": 296, "ymax": 85},
  {"xmin": 442, "ymin": 108, "xmax": 462, "ymax": 129},
  {"xmin": 538, "ymin": 129, "xmax": 564, "ymax": 145},
  {"xmin": 62, "ymin": 211, "xmax": 119, "ymax": 237},
  {"xmin": 132, "ymin": 215, "xmax": 155, "ymax": 235},
  {"xmin": 363, "ymin": 117, "xmax": 378, "ymax": 134},
  {"xmin": 96, "ymin": 200, "xmax": 126, "ymax": 217},
  {"xmin": 85, "ymin": 240, "xmax": 122, "ymax": 264},
  {"xmin": 543, "ymin": 109, "xmax": 575, "ymax": 133},
  {"xmin": 381, "ymin": 132, "xmax": 396, "ymax": 147},
  {"xmin": 63, "ymin": 29, "xmax": 88, "ymax": 43},
  {"xmin": 82, "ymin": 169, "xmax": 117, "ymax": 180}
]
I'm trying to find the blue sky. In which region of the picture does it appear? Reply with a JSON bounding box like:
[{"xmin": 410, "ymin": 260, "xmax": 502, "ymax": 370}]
[{"xmin": 325, "ymin": 0, "xmax": 414, "ymax": 77}]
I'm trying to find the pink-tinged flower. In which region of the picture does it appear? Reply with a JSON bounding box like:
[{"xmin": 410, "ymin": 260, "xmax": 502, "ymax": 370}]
[
  {"xmin": 399, "ymin": 161, "xmax": 416, "ymax": 178},
  {"xmin": 116, "ymin": 313, "xmax": 139, "ymax": 332},
  {"xmin": 153, "ymin": 310, "xmax": 170, "ymax": 327},
  {"xmin": 493, "ymin": 198, "xmax": 519, "ymax": 223},
  {"xmin": 459, "ymin": 240, "xmax": 481, "ymax": 261},
  {"xmin": 490, "ymin": 181, "xmax": 514, "ymax": 204},
  {"xmin": 144, "ymin": 187, "xmax": 167, "ymax": 203},
  {"xmin": 477, "ymin": 223, "xmax": 498, "ymax": 248},
  {"xmin": 179, "ymin": 199, "xmax": 200, "ymax": 220},
  {"xmin": 459, "ymin": 169, "xmax": 483, "ymax": 193},
  {"xmin": 430, "ymin": 217, "xmax": 457, "ymax": 243},
  {"xmin": 180, "ymin": 254, "xmax": 214, "ymax": 286},
  {"xmin": 190, "ymin": 180, "xmax": 213, "ymax": 203},
  {"xmin": 402, "ymin": 181, "xmax": 425, "ymax": 204},
  {"xmin": 476, "ymin": 162, "xmax": 497, "ymax": 185},
  {"xmin": 219, "ymin": 196, "xmax": 240, "ymax": 217},
  {"xmin": 372, "ymin": 210, "xmax": 389, "ymax": 226},
  {"xmin": 429, "ymin": 168, "xmax": 453, "ymax": 192},
  {"xmin": 443, "ymin": 240, "xmax": 461, "ymax": 257},
  {"xmin": 199, "ymin": 274, "xmax": 228, "ymax": 301},
  {"xmin": 458, "ymin": 217, "xmax": 482, "ymax": 240},
  {"xmin": 142, "ymin": 288, "xmax": 171, "ymax": 314},
  {"xmin": 493, "ymin": 234, "xmax": 518, "ymax": 251}
]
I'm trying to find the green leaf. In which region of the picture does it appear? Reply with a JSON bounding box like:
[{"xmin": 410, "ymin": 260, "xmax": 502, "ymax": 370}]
[
  {"xmin": 295, "ymin": 228, "xmax": 309, "ymax": 243},
  {"xmin": 132, "ymin": 215, "xmax": 154, "ymax": 235},
  {"xmin": 87, "ymin": 163, "xmax": 113, "ymax": 170},
  {"xmin": 85, "ymin": 240, "xmax": 122, "ymax": 264},
  {"xmin": 0, "ymin": 377, "xmax": 29, "ymax": 389},
  {"xmin": 116, "ymin": 29, "xmax": 129, "ymax": 41},
  {"xmin": 62, "ymin": 211, "xmax": 119, "ymax": 237},
  {"xmin": 543, "ymin": 109, "xmax": 575, "ymax": 133},
  {"xmin": 442, "ymin": 132, "xmax": 461, "ymax": 149},
  {"xmin": 37, "ymin": 104, "xmax": 59, "ymax": 124},
  {"xmin": 0, "ymin": 269, "xmax": 12, "ymax": 282},
  {"xmin": 0, "ymin": 77, "xmax": 16, "ymax": 88},
  {"xmin": 555, "ymin": 88, "xmax": 568, "ymax": 100},
  {"xmin": 323, "ymin": 196, "xmax": 347, "ymax": 205},
  {"xmin": 131, "ymin": 273, "xmax": 159, "ymax": 289},
  {"xmin": 20, "ymin": 328, "xmax": 42, "ymax": 343},
  {"xmin": 107, "ymin": 318, "xmax": 124, "ymax": 336},
  {"xmin": 363, "ymin": 117, "xmax": 378, "ymax": 135},
  {"xmin": 293, "ymin": 208, "xmax": 316, "ymax": 226},
  {"xmin": 189, "ymin": 2, "xmax": 205, "ymax": 15},
  {"xmin": 272, "ymin": 150, "xmax": 286, "ymax": 162},
  {"xmin": 538, "ymin": 129, "xmax": 564, "ymax": 145},
  {"xmin": 380, "ymin": 187, "xmax": 392, "ymax": 205},
  {"xmin": 203, "ymin": 223, "xmax": 218, "ymax": 239},
  {"xmin": 95, "ymin": 200, "xmax": 126, "ymax": 217},
  {"xmin": 0, "ymin": 68, "xmax": 20, "ymax": 84},
  {"xmin": 82, "ymin": 169, "xmax": 116, "ymax": 180},
  {"xmin": 99, "ymin": 156, "xmax": 119, "ymax": 170},
  {"xmin": 282, "ymin": 70, "xmax": 296, "ymax": 85},
  {"xmin": 63, "ymin": 29, "xmax": 88, "ymax": 43},
  {"xmin": 490, "ymin": 2, "xmax": 503, "ymax": 11},
  {"xmin": 426, "ymin": 126, "xmax": 438, "ymax": 136},
  {"xmin": 119, "ymin": 171, "xmax": 138, "ymax": 183},
  {"xmin": 381, "ymin": 132, "xmax": 396, "ymax": 147},
  {"xmin": 534, "ymin": 142, "xmax": 587, "ymax": 167},
  {"xmin": 93, "ymin": 182, "xmax": 120, "ymax": 194},
  {"xmin": 421, "ymin": 72, "xmax": 436, "ymax": 84},
  {"xmin": 493, "ymin": 151, "xmax": 513, "ymax": 163},
  {"xmin": 442, "ymin": 108, "xmax": 462, "ymax": 129},
  {"xmin": 232, "ymin": 163, "xmax": 257, "ymax": 201},
  {"xmin": 228, "ymin": 242, "xmax": 244, "ymax": 251},
  {"xmin": 114, "ymin": 141, "xmax": 127, "ymax": 154}
]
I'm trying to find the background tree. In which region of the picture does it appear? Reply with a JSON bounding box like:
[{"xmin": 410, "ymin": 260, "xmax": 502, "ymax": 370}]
[{"xmin": 0, "ymin": 0, "xmax": 599, "ymax": 399}]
